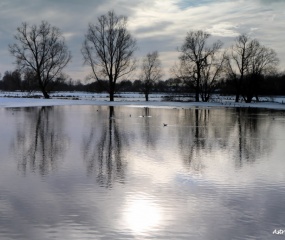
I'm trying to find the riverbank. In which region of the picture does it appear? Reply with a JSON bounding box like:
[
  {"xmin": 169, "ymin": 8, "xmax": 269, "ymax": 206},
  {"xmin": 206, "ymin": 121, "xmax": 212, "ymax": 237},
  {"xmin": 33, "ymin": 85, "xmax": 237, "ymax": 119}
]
[{"xmin": 1, "ymin": 96, "xmax": 285, "ymax": 110}]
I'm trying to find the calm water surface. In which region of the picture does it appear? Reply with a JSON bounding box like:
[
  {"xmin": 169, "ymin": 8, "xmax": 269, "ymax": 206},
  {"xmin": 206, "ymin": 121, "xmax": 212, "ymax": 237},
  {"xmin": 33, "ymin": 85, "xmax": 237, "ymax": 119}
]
[{"xmin": 0, "ymin": 105, "xmax": 285, "ymax": 240}]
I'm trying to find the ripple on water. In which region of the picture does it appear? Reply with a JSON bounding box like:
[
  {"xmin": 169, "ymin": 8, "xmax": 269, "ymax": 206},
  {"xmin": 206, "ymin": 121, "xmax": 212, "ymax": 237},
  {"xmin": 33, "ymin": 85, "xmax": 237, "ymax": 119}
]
[{"xmin": 0, "ymin": 106, "xmax": 285, "ymax": 239}]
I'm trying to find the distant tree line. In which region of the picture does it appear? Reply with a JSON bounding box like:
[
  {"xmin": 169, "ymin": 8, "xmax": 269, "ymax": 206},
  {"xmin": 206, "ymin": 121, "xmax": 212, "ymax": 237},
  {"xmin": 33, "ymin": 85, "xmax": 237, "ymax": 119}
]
[
  {"xmin": 0, "ymin": 10, "xmax": 283, "ymax": 102},
  {"xmin": 0, "ymin": 70, "xmax": 182, "ymax": 93},
  {"xmin": 1, "ymin": 69, "xmax": 285, "ymax": 97}
]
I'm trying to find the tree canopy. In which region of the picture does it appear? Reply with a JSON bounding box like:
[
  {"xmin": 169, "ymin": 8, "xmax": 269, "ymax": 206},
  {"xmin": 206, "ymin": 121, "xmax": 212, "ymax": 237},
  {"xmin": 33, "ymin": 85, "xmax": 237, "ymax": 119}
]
[
  {"xmin": 9, "ymin": 21, "xmax": 71, "ymax": 98},
  {"xmin": 82, "ymin": 11, "xmax": 137, "ymax": 101}
]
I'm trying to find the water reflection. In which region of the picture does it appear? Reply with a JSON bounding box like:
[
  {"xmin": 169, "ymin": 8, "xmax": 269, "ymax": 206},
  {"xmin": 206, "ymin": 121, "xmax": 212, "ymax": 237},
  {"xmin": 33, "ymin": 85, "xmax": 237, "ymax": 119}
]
[
  {"xmin": 233, "ymin": 108, "xmax": 273, "ymax": 168},
  {"xmin": 11, "ymin": 107, "xmax": 68, "ymax": 175},
  {"xmin": 82, "ymin": 106, "xmax": 128, "ymax": 187},
  {"xmin": 122, "ymin": 193, "xmax": 163, "ymax": 234},
  {"xmin": 178, "ymin": 108, "xmax": 213, "ymax": 173},
  {"xmin": 139, "ymin": 107, "xmax": 160, "ymax": 149},
  {"xmin": 0, "ymin": 105, "xmax": 284, "ymax": 240},
  {"xmin": 178, "ymin": 108, "xmax": 274, "ymax": 173}
]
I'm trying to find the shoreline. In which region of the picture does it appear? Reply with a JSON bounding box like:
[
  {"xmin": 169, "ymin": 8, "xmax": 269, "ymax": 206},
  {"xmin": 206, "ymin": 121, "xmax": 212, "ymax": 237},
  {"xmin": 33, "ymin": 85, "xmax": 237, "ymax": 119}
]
[{"xmin": 1, "ymin": 97, "xmax": 285, "ymax": 111}]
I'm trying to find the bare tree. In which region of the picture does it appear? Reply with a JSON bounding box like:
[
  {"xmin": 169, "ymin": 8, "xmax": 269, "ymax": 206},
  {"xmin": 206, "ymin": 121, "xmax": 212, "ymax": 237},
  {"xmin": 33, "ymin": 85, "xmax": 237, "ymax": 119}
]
[
  {"xmin": 179, "ymin": 30, "xmax": 223, "ymax": 102},
  {"xmin": 140, "ymin": 51, "xmax": 163, "ymax": 101},
  {"xmin": 226, "ymin": 34, "xmax": 256, "ymax": 102},
  {"xmin": 82, "ymin": 11, "xmax": 137, "ymax": 101},
  {"xmin": 9, "ymin": 21, "xmax": 71, "ymax": 99},
  {"xmin": 226, "ymin": 34, "xmax": 279, "ymax": 103},
  {"xmin": 243, "ymin": 41, "xmax": 279, "ymax": 102},
  {"xmin": 199, "ymin": 51, "xmax": 226, "ymax": 102}
]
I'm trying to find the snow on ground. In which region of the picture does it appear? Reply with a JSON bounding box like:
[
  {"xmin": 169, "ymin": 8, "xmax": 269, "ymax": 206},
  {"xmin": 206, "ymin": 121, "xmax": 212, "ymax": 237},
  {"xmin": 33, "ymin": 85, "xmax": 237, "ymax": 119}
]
[{"xmin": 0, "ymin": 91, "xmax": 285, "ymax": 110}]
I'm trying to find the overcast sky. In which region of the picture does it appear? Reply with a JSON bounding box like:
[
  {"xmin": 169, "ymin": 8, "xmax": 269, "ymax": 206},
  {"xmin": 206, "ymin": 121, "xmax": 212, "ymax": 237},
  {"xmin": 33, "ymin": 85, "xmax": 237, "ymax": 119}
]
[{"xmin": 0, "ymin": 0, "xmax": 284, "ymax": 81}]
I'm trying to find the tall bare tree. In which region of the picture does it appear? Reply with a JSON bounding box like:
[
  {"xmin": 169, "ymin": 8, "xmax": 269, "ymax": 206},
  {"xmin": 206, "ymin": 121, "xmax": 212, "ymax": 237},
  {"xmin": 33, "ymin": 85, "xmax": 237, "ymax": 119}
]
[
  {"xmin": 226, "ymin": 34, "xmax": 258, "ymax": 102},
  {"xmin": 179, "ymin": 30, "xmax": 223, "ymax": 102},
  {"xmin": 9, "ymin": 21, "xmax": 71, "ymax": 99},
  {"xmin": 243, "ymin": 41, "xmax": 279, "ymax": 102},
  {"xmin": 82, "ymin": 11, "xmax": 137, "ymax": 101},
  {"xmin": 226, "ymin": 34, "xmax": 279, "ymax": 102},
  {"xmin": 140, "ymin": 51, "xmax": 163, "ymax": 101}
]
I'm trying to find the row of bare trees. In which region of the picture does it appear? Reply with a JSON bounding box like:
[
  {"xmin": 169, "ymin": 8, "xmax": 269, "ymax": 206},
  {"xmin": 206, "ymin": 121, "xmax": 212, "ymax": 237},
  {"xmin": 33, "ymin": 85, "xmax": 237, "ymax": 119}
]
[
  {"xmin": 226, "ymin": 35, "xmax": 279, "ymax": 103},
  {"xmin": 173, "ymin": 31, "xmax": 279, "ymax": 103},
  {"xmin": 8, "ymin": 11, "xmax": 159, "ymax": 101},
  {"xmin": 8, "ymin": 10, "xmax": 279, "ymax": 102}
]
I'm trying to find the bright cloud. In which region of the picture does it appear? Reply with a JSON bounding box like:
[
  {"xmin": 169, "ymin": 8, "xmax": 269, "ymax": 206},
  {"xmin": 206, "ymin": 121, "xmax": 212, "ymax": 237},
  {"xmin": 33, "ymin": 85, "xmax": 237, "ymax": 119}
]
[{"xmin": 0, "ymin": 0, "xmax": 284, "ymax": 80}]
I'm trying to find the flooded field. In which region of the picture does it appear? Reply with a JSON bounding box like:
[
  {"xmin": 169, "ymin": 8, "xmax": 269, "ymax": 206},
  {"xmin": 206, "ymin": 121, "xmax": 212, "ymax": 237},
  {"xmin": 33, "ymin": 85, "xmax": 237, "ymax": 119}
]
[{"xmin": 0, "ymin": 105, "xmax": 285, "ymax": 239}]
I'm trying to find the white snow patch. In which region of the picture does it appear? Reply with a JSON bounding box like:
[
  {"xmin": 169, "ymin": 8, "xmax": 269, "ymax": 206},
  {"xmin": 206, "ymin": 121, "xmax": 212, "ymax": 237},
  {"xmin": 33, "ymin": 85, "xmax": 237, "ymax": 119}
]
[{"xmin": 0, "ymin": 91, "xmax": 285, "ymax": 110}]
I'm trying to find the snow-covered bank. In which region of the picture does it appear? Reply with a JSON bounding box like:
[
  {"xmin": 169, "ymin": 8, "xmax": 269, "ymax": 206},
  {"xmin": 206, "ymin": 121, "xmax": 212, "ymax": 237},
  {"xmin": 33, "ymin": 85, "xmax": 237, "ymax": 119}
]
[
  {"xmin": 1, "ymin": 97, "xmax": 285, "ymax": 110},
  {"xmin": 1, "ymin": 90, "xmax": 285, "ymax": 110},
  {"xmin": 0, "ymin": 91, "xmax": 165, "ymax": 102}
]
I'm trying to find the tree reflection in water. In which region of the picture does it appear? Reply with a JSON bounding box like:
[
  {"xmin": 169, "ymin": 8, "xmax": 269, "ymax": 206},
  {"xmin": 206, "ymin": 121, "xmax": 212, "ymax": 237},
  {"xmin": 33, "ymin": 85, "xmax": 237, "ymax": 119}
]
[
  {"xmin": 11, "ymin": 107, "xmax": 68, "ymax": 176},
  {"xmin": 139, "ymin": 107, "xmax": 159, "ymax": 149},
  {"xmin": 178, "ymin": 108, "xmax": 274, "ymax": 172},
  {"xmin": 82, "ymin": 106, "xmax": 128, "ymax": 188},
  {"xmin": 178, "ymin": 108, "xmax": 210, "ymax": 172},
  {"xmin": 233, "ymin": 108, "xmax": 273, "ymax": 168}
]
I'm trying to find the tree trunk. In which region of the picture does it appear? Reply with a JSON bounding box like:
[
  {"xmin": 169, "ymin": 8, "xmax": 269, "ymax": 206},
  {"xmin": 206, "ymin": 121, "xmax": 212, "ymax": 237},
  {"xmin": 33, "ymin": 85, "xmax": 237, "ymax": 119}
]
[
  {"xmin": 42, "ymin": 90, "xmax": 50, "ymax": 99},
  {"xmin": 245, "ymin": 95, "xmax": 253, "ymax": 103},
  {"xmin": 195, "ymin": 91, "xmax": 199, "ymax": 102},
  {"xmin": 235, "ymin": 92, "xmax": 240, "ymax": 102},
  {"xmin": 145, "ymin": 92, "xmax": 149, "ymax": 101},
  {"xmin": 195, "ymin": 81, "xmax": 199, "ymax": 102},
  {"xmin": 38, "ymin": 77, "xmax": 49, "ymax": 99},
  {"xmin": 195, "ymin": 67, "xmax": 201, "ymax": 102},
  {"xmin": 109, "ymin": 82, "xmax": 115, "ymax": 101},
  {"xmin": 235, "ymin": 79, "xmax": 241, "ymax": 102},
  {"xmin": 110, "ymin": 92, "xmax": 114, "ymax": 101},
  {"xmin": 205, "ymin": 95, "xmax": 209, "ymax": 102},
  {"xmin": 200, "ymin": 93, "xmax": 205, "ymax": 102}
]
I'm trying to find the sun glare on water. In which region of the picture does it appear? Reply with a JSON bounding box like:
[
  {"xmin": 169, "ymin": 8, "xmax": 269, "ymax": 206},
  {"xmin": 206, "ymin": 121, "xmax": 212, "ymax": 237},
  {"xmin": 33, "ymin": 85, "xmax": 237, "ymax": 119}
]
[{"xmin": 122, "ymin": 195, "xmax": 163, "ymax": 233}]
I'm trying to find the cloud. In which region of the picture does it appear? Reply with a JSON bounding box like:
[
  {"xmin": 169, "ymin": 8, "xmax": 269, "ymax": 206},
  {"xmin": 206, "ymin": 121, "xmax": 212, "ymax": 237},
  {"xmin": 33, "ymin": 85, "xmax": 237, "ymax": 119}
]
[
  {"xmin": 206, "ymin": 22, "xmax": 240, "ymax": 37},
  {"xmin": 259, "ymin": 0, "xmax": 285, "ymax": 4},
  {"xmin": 0, "ymin": 0, "xmax": 285, "ymax": 81}
]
